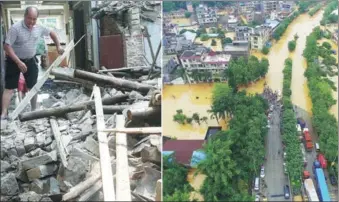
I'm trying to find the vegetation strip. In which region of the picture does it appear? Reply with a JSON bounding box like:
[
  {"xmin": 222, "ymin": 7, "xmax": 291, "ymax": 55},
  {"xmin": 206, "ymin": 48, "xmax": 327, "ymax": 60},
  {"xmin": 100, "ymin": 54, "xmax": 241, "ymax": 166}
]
[
  {"xmin": 303, "ymin": 26, "xmax": 338, "ymax": 174},
  {"xmin": 281, "ymin": 58, "xmax": 303, "ymax": 193}
]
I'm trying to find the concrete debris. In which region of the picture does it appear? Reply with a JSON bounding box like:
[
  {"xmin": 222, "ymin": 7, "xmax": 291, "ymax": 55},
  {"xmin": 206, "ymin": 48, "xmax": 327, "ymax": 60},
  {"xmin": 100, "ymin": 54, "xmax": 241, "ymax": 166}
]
[
  {"xmin": 19, "ymin": 191, "xmax": 42, "ymax": 202},
  {"xmin": 1, "ymin": 29, "xmax": 161, "ymax": 200},
  {"xmin": 1, "ymin": 173, "xmax": 20, "ymax": 195}
]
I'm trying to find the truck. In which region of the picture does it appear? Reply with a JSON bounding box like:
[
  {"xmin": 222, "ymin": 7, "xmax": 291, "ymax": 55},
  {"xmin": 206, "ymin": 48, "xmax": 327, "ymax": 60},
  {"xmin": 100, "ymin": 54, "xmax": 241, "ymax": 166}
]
[
  {"xmin": 303, "ymin": 129, "xmax": 313, "ymax": 151},
  {"xmin": 304, "ymin": 178, "xmax": 319, "ymax": 201},
  {"xmin": 313, "ymin": 161, "xmax": 331, "ymax": 201},
  {"xmin": 317, "ymin": 154, "xmax": 327, "ymax": 169}
]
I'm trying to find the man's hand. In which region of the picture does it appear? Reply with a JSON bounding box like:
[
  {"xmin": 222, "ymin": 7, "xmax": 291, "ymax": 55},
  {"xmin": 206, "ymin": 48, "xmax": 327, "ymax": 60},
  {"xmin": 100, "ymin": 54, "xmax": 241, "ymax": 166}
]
[
  {"xmin": 56, "ymin": 46, "xmax": 65, "ymax": 55},
  {"xmin": 17, "ymin": 61, "xmax": 28, "ymax": 73}
]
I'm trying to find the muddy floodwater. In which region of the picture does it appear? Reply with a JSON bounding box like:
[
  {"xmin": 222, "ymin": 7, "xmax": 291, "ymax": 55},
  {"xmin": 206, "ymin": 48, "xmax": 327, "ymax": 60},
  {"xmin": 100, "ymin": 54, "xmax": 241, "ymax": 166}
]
[
  {"xmin": 245, "ymin": 11, "xmax": 325, "ymax": 115},
  {"xmin": 163, "ymin": 84, "xmax": 228, "ymax": 139},
  {"xmin": 187, "ymin": 169, "xmax": 206, "ymax": 201},
  {"xmin": 163, "ymin": 11, "xmax": 337, "ymax": 141}
]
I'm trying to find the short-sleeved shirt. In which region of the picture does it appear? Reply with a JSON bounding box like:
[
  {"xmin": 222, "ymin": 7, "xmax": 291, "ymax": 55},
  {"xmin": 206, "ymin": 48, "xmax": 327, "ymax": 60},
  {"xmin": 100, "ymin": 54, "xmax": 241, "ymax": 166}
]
[{"xmin": 5, "ymin": 20, "xmax": 50, "ymax": 59}]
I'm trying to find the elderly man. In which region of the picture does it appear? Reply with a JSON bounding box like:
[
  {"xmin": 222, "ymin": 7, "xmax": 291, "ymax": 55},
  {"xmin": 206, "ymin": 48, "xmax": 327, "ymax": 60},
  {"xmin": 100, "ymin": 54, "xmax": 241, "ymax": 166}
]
[{"xmin": 1, "ymin": 6, "xmax": 64, "ymax": 122}]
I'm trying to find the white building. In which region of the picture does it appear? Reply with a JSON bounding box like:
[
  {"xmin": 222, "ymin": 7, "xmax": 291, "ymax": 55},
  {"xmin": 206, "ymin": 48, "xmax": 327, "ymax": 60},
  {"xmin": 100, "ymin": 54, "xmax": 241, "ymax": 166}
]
[
  {"xmin": 249, "ymin": 25, "xmax": 271, "ymax": 50},
  {"xmin": 196, "ymin": 4, "xmax": 218, "ymax": 25},
  {"xmin": 180, "ymin": 49, "xmax": 231, "ymax": 75}
]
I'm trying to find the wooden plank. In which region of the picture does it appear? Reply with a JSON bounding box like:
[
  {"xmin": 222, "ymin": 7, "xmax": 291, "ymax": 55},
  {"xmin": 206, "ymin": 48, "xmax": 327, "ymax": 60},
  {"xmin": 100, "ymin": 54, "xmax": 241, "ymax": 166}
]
[
  {"xmin": 115, "ymin": 115, "xmax": 131, "ymax": 201},
  {"xmin": 78, "ymin": 180, "xmax": 103, "ymax": 201},
  {"xmin": 50, "ymin": 118, "xmax": 69, "ymax": 167},
  {"xmin": 10, "ymin": 35, "xmax": 85, "ymax": 120},
  {"xmin": 93, "ymin": 86, "xmax": 115, "ymax": 201},
  {"xmin": 101, "ymin": 127, "xmax": 161, "ymax": 134}
]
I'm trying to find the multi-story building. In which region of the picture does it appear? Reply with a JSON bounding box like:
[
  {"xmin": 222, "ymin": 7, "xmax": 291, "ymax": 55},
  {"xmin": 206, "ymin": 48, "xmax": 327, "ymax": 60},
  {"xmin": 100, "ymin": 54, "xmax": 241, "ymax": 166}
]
[
  {"xmin": 245, "ymin": 10, "xmax": 254, "ymax": 23},
  {"xmin": 235, "ymin": 26, "xmax": 251, "ymax": 41},
  {"xmin": 163, "ymin": 20, "xmax": 179, "ymax": 35},
  {"xmin": 249, "ymin": 25, "xmax": 271, "ymax": 50},
  {"xmin": 163, "ymin": 57, "xmax": 179, "ymax": 83},
  {"xmin": 163, "ymin": 32, "xmax": 198, "ymax": 55},
  {"xmin": 196, "ymin": 4, "xmax": 218, "ymax": 25},
  {"xmin": 261, "ymin": 1, "xmax": 279, "ymax": 16},
  {"xmin": 238, "ymin": 1, "xmax": 256, "ymax": 13},
  {"xmin": 163, "ymin": 9, "xmax": 186, "ymax": 20},
  {"xmin": 253, "ymin": 11, "xmax": 265, "ymax": 24},
  {"xmin": 279, "ymin": 1, "xmax": 294, "ymax": 13},
  {"xmin": 179, "ymin": 49, "xmax": 231, "ymax": 76},
  {"xmin": 224, "ymin": 41, "xmax": 250, "ymax": 59},
  {"xmin": 227, "ymin": 15, "xmax": 238, "ymax": 30}
]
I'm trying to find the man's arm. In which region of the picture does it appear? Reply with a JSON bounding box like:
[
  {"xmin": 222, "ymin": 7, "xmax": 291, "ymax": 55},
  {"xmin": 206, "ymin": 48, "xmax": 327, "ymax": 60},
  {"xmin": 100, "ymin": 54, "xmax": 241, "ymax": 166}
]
[
  {"xmin": 49, "ymin": 31, "xmax": 64, "ymax": 55},
  {"xmin": 4, "ymin": 27, "xmax": 27, "ymax": 72},
  {"xmin": 4, "ymin": 44, "xmax": 21, "ymax": 64}
]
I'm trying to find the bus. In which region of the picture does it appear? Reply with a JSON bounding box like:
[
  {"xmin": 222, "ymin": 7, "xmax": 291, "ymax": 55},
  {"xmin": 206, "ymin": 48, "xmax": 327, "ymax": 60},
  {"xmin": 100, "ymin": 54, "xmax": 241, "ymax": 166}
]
[
  {"xmin": 304, "ymin": 179, "xmax": 319, "ymax": 201},
  {"xmin": 314, "ymin": 161, "xmax": 331, "ymax": 201}
]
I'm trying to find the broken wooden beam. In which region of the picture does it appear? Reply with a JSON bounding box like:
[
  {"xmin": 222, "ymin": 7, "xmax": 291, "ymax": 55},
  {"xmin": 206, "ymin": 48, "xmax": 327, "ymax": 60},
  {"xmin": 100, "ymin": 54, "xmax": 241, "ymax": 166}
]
[
  {"xmin": 51, "ymin": 68, "xmax": 95, "ymax": 88},
  {"xmin": 93, "ymin": 86, "xmax": 115, "ymax": 201},
  {"xmin": 100, "ymin": 66, "xmax": 114, "ymax": 77},
  {"xmin": 100, "ymin": 105, "xmax": 129, "ymax": 114},
  {"xmin": 10, "ymin": 35, "xmax": 85, "ymax": 120},
  {"xmin": 77, "ymin": 180, "xmax": 103, "ymax": 201},
  {"xmin": 74, "ymin": 69, "xmax": 154, "ymax": 94},
  {"xmin": 101, "ymin": 127, "xmax": 161, "ymax": 134},
  {"xmin": 115, "ymin": 115, "xmax": 131, "ymax": 201},
  {"xmin": 98, "ymin": 66, "xmax": 150, "ymax": 73},
  {"xmin": 149, "ymin": 90, "xmax": 161, "ymax": 106},
  {"xmin": 18, "ymin": 94, "xmax": 129, "ymax": 122},
  {"xmin": 62, "ymin": 173, "xmax": 101, "ymax": 201},
  {"xmin": 50, "ymin": 118, "xmax": 69, "ymax": 168},
  {"xmin": 126, "ymin": 107, "xmax": 161, "ymax": 122}
]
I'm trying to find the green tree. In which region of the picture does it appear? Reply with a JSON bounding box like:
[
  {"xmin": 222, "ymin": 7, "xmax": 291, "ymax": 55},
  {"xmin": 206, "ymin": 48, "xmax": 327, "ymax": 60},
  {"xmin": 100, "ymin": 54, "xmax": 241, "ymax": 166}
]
[
  {"xmin": 163, "ymin": 2, "xmax": 176, "ymax": 12},
  {"xmin": 288, "ymin": 40, "xmax": 296, "ymax": 52},
  {"xmin": 164, "ymin": 188, "xmax": 191, "ymax": 201},
  {"xmin": 201, "ymin": 116, "xmax": 208, "ymax": 124},
  {"xmin": 185, "ymin": 11, "xmax": 192, "ymax": 18},
  {"xmin": 179, "ymin": 29, "xmax": 187, "ymax": 34},
  {"xmin": 192, "ymin": 113, "xmax": 200, "ymax": 125},
  {"xmin": 223, "ymin": 37, "xmax": 233, "ymax": 44},
  {"xmin": 262, "ymin": 46, "xmax": 270, "ymax": 55},
  {"xmin": 322, "ymin": 41, "xmax": 332, "ymax": 49},
  {"xmin": 186, "ymin": 117, "xmax": 193, "ymax": 124},
  {"xmin": 200, "ymin": 34, "xmax": 209, "ymax": 41}
]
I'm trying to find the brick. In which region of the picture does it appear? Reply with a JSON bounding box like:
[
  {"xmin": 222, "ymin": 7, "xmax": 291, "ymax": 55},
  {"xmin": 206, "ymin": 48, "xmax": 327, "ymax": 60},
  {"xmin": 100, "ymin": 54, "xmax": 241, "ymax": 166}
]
[
  {"xmin": 26, "ymin": 164, "xmax": 58, "ymax": 181},
  {"xmin": 24, "ymin": 136, "xmax": 37, "ymax": 152},
  {"xmin": 1, "ymin": 173, "xmax": 19, "ymax": 195},
  {"xmin": 21, "ymin": 150, "xmax": 57, "ymax": 170}
]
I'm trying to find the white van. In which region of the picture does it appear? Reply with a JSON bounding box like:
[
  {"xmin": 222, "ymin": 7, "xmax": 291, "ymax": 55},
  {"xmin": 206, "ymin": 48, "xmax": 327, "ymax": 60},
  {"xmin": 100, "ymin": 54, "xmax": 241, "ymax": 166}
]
[
  {"xmin": 254, "ymin": 177, "xmax": 260, "ymax": 191},
  {"xmin": 315, "ymin": 143, "xmax": 320, "ymax": 152}
]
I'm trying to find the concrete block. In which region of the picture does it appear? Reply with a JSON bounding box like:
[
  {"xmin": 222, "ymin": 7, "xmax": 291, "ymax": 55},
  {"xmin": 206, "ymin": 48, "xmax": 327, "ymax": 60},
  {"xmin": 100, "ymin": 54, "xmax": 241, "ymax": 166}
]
[
  {"xmin": 29, "ymin": 179, "xmax": 48, "ymax": 194},
  {"xmin": 16, "ymin": 163, "xmax": 29, "ymax": 182},
  {"xmin": 24, "ymin": 136, "xmax": 37, "ymax": 152},
  {"xmin": 1, "ymin": 173, "xmax": 19, "ymax": 195},
  {"xmin": 0, "ymin": 160, "xmax": 11, "ymax": 173},
  {"xmin": 51, "ymin": 141, "xmax": 57, "ymax": 151},
  {"xmin": 27, "ymin": 164, "xmax": 58, "ymax": 181},
  {"xmin": 48, "ymin": 177, "xmax": 60, "ymax": 195},
  {"xmin": 141, "ymin": 146, "xmax": 161, "ymax": 163},
  {"xmin": 84, "ymin": 136, "xmax": 100, "ymax": 157},
  {"xmin": 59, "ymin": 156, "xmax": 88, "ymax": 186},
  {"xmin": 62, "ymin": 135, "xmax": 72, "ymax": 148},
  {"xmin": 15, "ymin": 140, "xmax": 26, "ymax": 157},
  {"xmin": 36, "ymin": 133, "xmax": 46, "ymax": 147},
  {"xmin": 21, "ymin": 150, "xmax": 57, "ymax": 170},
  {"xmin": 20, "ymin": 192, "xmax": 42, "ymax": 201},
  {"xmin": 45, "ymin": 136, "xmax": 53, "ymax": 146},
  {"xmin": 7, "ymin": 148, "xmax": 18, "ymax": 157}
]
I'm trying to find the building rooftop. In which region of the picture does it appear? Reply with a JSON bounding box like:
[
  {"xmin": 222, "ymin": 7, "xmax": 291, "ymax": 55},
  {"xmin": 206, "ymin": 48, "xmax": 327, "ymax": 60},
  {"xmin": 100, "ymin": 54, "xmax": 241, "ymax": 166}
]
[
  {"xmin": 202, "ymin": 52, "xmax": 232, "ymax": 64},
  {"xmin": 265, "ymin": 19, "xmax": 280, "ymax": 30},
  {"xmin": 224, "ymin": 43, "xmax": 249, "ymax": 52},
  {"xmin": 163, "ymin": 140, "xmax": 206, "ymax": 165}
]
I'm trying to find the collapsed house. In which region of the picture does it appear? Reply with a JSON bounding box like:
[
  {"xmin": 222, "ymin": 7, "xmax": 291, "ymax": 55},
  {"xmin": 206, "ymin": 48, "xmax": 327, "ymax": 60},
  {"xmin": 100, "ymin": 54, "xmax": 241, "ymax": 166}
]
[{"xmin": 0, "ymin": 1, "xmax": 162, "ymax": 202}]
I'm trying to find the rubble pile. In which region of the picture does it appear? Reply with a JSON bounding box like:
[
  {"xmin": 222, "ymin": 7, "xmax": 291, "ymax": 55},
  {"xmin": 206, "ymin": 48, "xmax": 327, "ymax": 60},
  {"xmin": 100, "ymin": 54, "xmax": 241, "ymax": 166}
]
[{"xmin": 1, "ymin": 78, "xmax": 161, "ymax": 201}]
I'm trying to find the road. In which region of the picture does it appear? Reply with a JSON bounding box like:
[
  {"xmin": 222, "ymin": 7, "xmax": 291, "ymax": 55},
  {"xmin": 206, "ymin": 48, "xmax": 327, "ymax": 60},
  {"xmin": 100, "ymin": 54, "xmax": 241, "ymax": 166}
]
[{"xmin": 263, "ymin": 102, "xmax": 290, "ymax": 201}]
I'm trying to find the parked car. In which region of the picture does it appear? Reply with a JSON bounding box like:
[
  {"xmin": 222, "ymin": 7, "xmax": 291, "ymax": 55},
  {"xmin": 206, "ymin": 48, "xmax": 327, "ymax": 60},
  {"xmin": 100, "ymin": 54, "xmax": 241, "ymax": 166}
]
[
  {"xmin": 260, "ymin": 166, "xmax": 265, "ymax": 178},
  {"xmin": 283, "ymin": 163, "xmax": 287, "ymax": 174},
  {"xmin": 284, "ymin": 185, "xmax": 290, "ymax": 199},
  {"xmin": 330, "ymin": 174, "xmax": 337, "ymax": 185}
]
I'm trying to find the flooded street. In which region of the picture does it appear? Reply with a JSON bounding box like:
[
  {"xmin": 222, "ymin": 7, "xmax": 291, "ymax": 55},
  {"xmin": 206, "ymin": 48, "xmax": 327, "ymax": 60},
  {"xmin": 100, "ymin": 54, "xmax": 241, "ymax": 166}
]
[
  {"xmin": 247, "ymin": 11, "xmax": 324, "ymax": 115},
  {"xmin": 163, "ymin": 84, "xmax": 227, "ymax": 139}
]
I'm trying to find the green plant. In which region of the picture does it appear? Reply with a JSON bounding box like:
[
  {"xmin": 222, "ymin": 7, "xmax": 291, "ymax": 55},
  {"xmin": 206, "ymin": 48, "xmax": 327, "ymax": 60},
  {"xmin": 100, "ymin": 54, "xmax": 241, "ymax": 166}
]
[
  {"xmin": 288, "ymin": 40, "xmax": 296, "ymax": 52},
  {"xmin": 200, "ymin": 34, "xmax": 209, "ymax": 41},
  {"xmin": 262, "ymin": 46, "xmax": 270, "ymax": 55},
  {"xmin": 185, "ymin": 11, "xmax": 192, "ymax": 18},
  {"xmin": 211, "ymin": 39, "xmax": 217, "ymax": 46}
]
